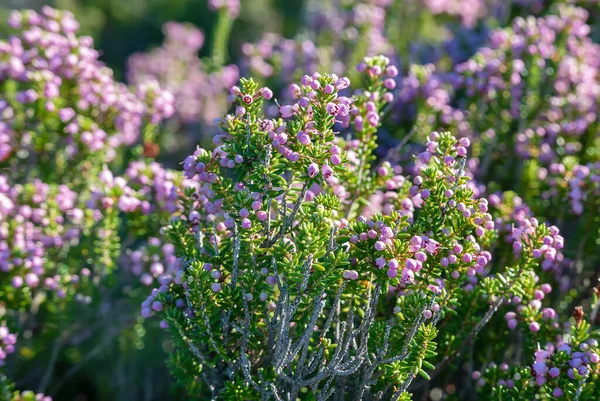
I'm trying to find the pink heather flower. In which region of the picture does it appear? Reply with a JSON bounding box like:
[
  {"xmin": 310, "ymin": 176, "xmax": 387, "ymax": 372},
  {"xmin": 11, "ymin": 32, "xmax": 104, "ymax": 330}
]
[
  {"xmin": 381, "ymin": 227, "xmax": 394, "ymax": 239},
  {"xmin": 410, "ymin": 236, "xmax": 422, "ymax": 246},
  {"xmin": 297, "ymin": 131, "xmax": 311, "ymax": 146},
  {"xmin": 280, "ymin": 105, "xmax": 294, "ymax": 118},
  {"xmin": 266, "ymin": 276, "xmax": 277, "ymax": 286},
  {"xmin": 388, "ymin": 259, "xmax": 399, "ymax": 270},
  {"xmin": 542, "ymin": 308, "xmax": 556, "ymax": 320},
  {"xmin": 335, "ymin": 77, "xmax": 350, "ymax": 90},
  {"xmin": 261, "ymin": 87, "xmax": 273, "ymax": 99},
  {"xmin": 355, "ymin": 116, "xmax": 364, "ymax": 131},
  {"xmin": 533, "ymin": 362, "xmax": 547, "ymax": 376},
  {"xmin": 401, "ymin": 268, "xmax": 415, "ymax": 284},
  {"xmin": 369, "ymin": 65, "xmax": 382, "ymax": 76},
  {"xmin": 308, "ymin": 163, "xmax": 319, "ymax": 178},
  {"xmin": 239, "ymin": 208, "xmax": 250, "ymax": 218},
  {"xmin": 552, "ymin": 388, "xmax": 563, "ymax": 397},
  {"xmin": 11, "ymin": 276, "xmax": 23, "ymax": 288},
  {"xmin": 366, "ymin": 111, "xmax": 379, "ymax": 127},
  {"xmin": 406, "ymin": 258, "xmax": 418, "ymax": 271},
  {"xmin": 298, "ymin": 97, "xmax": 310, "ymax": 107},
  {"xmin": 529, "ymin": 322, "xmax": 541, "ymax": 332},
  {"xmin": 241, "ymin": 218, "xmax": 252, "ymax": 229},
  {"xmin": 343, "ymin": 270, "xmax": 359, "ymax": 280},
  {"xmin": 211, "ymin": 283, "xmax": 222, "ymax": 292},
  {"xmin": 322, "ymin": 164, "xmax": 333, "ymax": 179},
  {"xmin": 424, "ymin": 310, "xmax": 433, "ymax": 319},
  {"xmin": 288, "ymin": 152, "xmax": 300, "ymax": 162},
  {"xmin": 384, "ymin": 78, "xmax": 396, "ymax": 90},
  {"xmin": 549, "ymin": 367, "xmax": 560, "ymax": 378},
  {"xmin": 415, "ymin": 251, "xmax": 427, "ymax": 262},
  {"xmin": 374, "ymin": 241, "xmax": 386, "ymax": 251},
  {"xmin": 257, "ymin": 211, "xmax": 268, "ymax": 221},
  {"xmin": 330, "ymin": 154, "xmax": 342, "ymax": 165},
  {"xmin": 326, "ymin": 102, "xmax": 339, "ymax": 116},
  {"xmin": 507, "ymin": 319, "xmax": 517, "ymax": 330},
  {"xmin": 25, "ymin": 273, "xmax": 39, "ymax": 287}
]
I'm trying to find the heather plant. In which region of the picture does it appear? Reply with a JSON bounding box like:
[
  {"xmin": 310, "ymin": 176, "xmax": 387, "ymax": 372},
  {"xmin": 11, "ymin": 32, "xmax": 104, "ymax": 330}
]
[
  {"xmin": 472, "ymin": 306, "xmax": 600, "ymax": 400},
  {"xmin": 0, "ymin": 7, "xmax": 176, "ymax": 310},
  {"xmin": 0, "ymin": 7, "xmax": 183, "ymax": 398},
  {"xmin": 397, "ymin": 5, "xmax": 600, "ymax": 185},
  {"xmin": 393, "ymin": 3, "xmax": 600, "ymax": 360},
  {"xmin": 127, "ymin": 21, "xmax": 239, "ymax": 134},
  {"xmin": 137, "ymin": 50, "xmax": 592, "ymax": 399},
  {"xmin": 239, "ymin": 0, "xmax": 493, "ymax": 107},
  {"xmin": 0, "ymin": 8, "xmax": 173, "ymax": 182}
]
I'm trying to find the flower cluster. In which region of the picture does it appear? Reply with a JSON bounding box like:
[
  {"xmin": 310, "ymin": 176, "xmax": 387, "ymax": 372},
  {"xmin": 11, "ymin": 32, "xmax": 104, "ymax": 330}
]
[
  {"xmin": 129, "ymin": 238, "xmax": 181, "ymax": 287},
  {"xmin": 0, "ymin": 326, "xmax": 17, "ymax": 368},
  {"xmin": 0, "ymin": 175, "xmax": 98, "ymax": 306},
  {"xmin": 208, "ymin": 0, "xmax": 241, "ymax": 19},
  {"xmin": 89, "ymin": 161, "xmax": 188, "ymax": 239},
  {"xmin": 127, "ymin": 22, "xmax": 239, "ymax": 126},
  {"xmin": 474, "ymin": 311, "xmax": 600, "ymax": 400},
  {"xmin": 1, "ymin": 7, "xmax": 171, "ymax": 179},
  {"xmin": 241, "ymin": 0, "xmax": 393, "ymax": 97},
  {"xmin": 423, "ymin": 0, "xmax": 486, "ymax": 28},
  {"xmin": 396, "ymin": 5, "xmax": 600, "ymax": 193}
]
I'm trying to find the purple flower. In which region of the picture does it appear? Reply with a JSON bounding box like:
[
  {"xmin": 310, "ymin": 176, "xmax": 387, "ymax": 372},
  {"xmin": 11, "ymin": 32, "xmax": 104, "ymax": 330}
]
[{"xmin": 308, "ymin": 163, "xmax": 319, "ymax": 178}]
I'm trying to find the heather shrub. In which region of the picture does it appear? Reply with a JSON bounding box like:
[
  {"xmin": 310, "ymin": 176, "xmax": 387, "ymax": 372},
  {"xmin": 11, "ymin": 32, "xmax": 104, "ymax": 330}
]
[
  {"xmin": 0, "ymin": 7, "xmax": 181, "ymax": 397},
  {"xmin": 139, "ymin": 51, "xmax": 600, "ymax": 399}
]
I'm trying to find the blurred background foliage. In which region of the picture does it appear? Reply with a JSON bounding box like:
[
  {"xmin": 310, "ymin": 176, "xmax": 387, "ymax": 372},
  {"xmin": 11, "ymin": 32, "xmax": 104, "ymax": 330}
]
[{"xmin": 0, "ymin": 0, "xmax": 303, "ymax": 79}]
